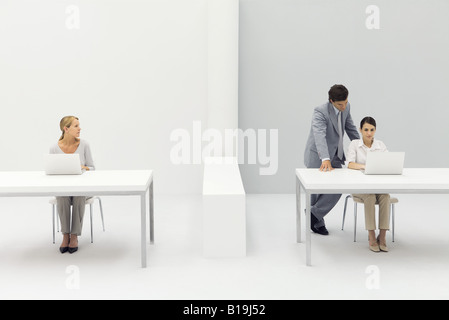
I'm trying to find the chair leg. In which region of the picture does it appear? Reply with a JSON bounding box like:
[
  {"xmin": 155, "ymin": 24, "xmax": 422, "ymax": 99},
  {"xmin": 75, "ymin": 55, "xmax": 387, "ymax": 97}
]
[
  {"xmin": 56, "ymin": 204, "xmax": 60, "ymax": 233},
  {"xmin": 90, "ymin": 203, "xmax": 94, "ymax": 243},
  {"xmin": 354, "ymin": 202, "xmax": 358, "ymax": 242},
  {"xmin": 342, "ymin": 195, "xmax": 350, "ymax": 230},
  {"xmin": 98, "ymin": 197, "xmax": 105, "ymax": 232},
  {"xmin": 392, "ymin": 203, "xmax": 395, "ymax": 242},
  {"xmin": 52, "ymin": 204, "xmax": 56, "ymax": 244}
]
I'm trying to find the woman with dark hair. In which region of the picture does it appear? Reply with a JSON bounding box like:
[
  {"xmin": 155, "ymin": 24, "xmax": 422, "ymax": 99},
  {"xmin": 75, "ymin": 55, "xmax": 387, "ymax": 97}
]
[{"xmin": 346, "ymin": 117, "xmax": 390, "ymax": 253}]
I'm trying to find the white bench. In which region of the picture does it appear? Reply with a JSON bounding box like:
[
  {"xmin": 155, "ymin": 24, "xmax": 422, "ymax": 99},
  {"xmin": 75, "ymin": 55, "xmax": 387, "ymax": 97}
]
[{"xmin": 202, "ymin": 157, "xmax": 246, "ymax": 257}]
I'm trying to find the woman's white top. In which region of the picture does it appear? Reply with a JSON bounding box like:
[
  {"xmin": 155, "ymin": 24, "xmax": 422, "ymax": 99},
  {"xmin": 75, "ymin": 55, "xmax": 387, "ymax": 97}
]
[
  {"xmin": 346, "ymin": 139, "xmax": 388, "ymax": 165},
  {"xmin": 49, "ymin": 139, "xmax": 95, "ymax": 171}
]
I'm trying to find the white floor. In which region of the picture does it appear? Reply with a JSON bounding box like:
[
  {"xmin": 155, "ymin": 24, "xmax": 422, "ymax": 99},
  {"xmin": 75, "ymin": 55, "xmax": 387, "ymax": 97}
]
[{"xmin": 0, "ymin": 193, "xmax": 448, "ymax": 300}]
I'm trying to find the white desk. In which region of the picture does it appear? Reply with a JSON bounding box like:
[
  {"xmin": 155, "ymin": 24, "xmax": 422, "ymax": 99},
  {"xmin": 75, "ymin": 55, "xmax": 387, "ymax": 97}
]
[
  {"xmin": 296, "ymin": 168, "xmax": 449, "ymax": 266},
  {"xmin": 0, "ymin": 170, "xmax": 154, "ymax": 268},
  {"xmin": 202, "ymin": 157, "xmax": 246, "ymax": 257}
]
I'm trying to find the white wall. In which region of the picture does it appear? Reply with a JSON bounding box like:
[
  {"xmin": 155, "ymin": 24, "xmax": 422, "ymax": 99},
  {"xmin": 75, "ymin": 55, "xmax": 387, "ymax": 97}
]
[
  {"xmin": 239, "ymin": 0, "xmax": 449, "ymax": 193},
  {"xmin": 207, "ymin": 0, "xmax": 239, "ymax": 139},
  {"xmin": 0, "ymin": 0, "xmax": 208, "ymax": 194},
  {"xmin": 3, "ymin": 0, "xmax": 447, "ymax": 195}
]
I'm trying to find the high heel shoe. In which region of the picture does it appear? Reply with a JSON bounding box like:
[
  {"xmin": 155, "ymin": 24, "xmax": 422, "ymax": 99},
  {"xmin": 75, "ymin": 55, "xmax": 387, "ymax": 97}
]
[
  {"xmin": 60, "ymin": 234, "xmax": 70, "ymax": 254},
  {"xmin": 68, "ymin": 247, "xmax": 78, "ymax": 254},
  {"xmin": 369, "ymin": 241, "xmax": 380, "ymax": 253},
  {"xmin": 377, "ymin": 236, "xmax": 389, "ymax": 252},
  {"xmin": 68, "ymin": 235, "xmax": 78, "ymax": 254}
]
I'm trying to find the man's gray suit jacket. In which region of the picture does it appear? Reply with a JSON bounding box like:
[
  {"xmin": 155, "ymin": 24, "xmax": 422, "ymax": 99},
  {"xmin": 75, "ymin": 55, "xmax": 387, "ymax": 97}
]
[{"xmin": 304, "ymin": 102, "xmax": 359, "ymax": 168}]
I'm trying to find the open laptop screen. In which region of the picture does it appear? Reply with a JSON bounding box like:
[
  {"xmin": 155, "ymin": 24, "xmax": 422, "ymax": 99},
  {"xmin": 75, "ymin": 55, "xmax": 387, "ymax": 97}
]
[
  {"xmin": 364, "ymin": 152, "xmax": 405, "ymax": 175},
  {"xmin": 44, "ymin": 154, "xmax": 82, "ymax": 175}
]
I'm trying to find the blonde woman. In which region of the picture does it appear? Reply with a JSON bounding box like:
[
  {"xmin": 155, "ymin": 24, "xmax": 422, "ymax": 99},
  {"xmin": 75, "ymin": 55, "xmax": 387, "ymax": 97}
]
[
  {"xmin": 49, "ymin": 116, "xmax": 95, "ymax": 254},
  {"xmin": 346, "ymin": 117, "xmax": 390, "ymax": 253}
]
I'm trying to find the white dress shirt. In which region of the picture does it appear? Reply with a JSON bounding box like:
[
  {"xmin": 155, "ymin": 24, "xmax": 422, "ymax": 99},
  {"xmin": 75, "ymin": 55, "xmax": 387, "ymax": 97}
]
[{"xmin": 346, "ymin": 139, "xmax": 388, "ymax": 165}]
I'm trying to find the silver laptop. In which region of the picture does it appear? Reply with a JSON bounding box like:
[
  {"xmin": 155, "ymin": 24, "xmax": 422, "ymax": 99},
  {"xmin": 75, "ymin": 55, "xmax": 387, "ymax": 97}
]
[
  {"xmin": 44, "ymin": 154, "xmax": 82, "ymax": 175},
  {"xmin": 363, "ymin": 152, "xmax": 405, "ymax": 175}
]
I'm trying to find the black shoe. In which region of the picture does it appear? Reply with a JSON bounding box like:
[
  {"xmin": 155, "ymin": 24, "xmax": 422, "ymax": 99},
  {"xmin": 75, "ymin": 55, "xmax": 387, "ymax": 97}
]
[
  {"xmin": 310, "ymin": 211, "xmax": 329, "ymax": 235},
  {"xmin": 60, "ymin": 247, "xmax": 69, "ymax": 254},
  {"xmin": 313, "ymin": 225, "xmax": 329, "ymax": 236},
  {"xmin": 68, "ymin": 247, "xmax": 78, "ymax": 254}
]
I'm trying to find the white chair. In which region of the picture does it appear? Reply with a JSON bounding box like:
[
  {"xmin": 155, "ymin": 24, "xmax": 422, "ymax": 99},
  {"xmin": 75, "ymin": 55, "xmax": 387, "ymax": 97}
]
[
  {"xmin": 342, "ymin": 195, "xmax": 398, "ymax": 242},
  {"xmin": 50, "ymin": 196, "xmax": 105, "ymax": 244}
]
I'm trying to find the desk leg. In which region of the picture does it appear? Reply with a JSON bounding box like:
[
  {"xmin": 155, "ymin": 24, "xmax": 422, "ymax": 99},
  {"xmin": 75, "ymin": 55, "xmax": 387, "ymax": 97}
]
[
  {"xmin": 149, "ymin": 180, "xmax": 154, "ymax": 245},
  {"xmin": 296, "ymin": 176, "xmax": 302, "ymax": 243},
  {"xmin": 306, "ymin": 192, "xmax": 312, "ymax": 266},
  {"xmin": 141, "ymin": 193, "xmax": 147, "ymax": 268}
]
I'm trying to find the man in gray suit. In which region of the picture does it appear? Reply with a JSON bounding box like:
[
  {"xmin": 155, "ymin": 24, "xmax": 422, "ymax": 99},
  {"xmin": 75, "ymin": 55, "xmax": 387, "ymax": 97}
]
[{"xmin": 304, "ymin": 84, "xmax": 360, "ymax": 235}]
